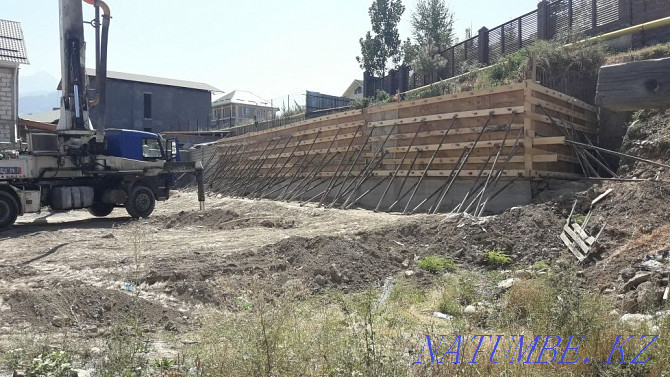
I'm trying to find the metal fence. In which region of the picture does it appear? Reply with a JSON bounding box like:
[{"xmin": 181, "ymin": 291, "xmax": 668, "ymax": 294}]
[
  {"xmin": 305, "ymin": 91, "xmax": 351, "ymax": 118},
  {"xmin": 373, "ymin": 0, "xmax": 662, "ymax": 97}
]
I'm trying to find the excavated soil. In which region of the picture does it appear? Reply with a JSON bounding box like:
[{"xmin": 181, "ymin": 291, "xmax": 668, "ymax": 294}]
[{"xmin": 0, "ymin": 110, "xmax": 668, "ymax": 365}]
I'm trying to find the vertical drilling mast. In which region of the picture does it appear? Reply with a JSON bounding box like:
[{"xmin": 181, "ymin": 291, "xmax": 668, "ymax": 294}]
[{"xmin": 0, "ymin": 0, "xmax": 205, "ymax": 231}]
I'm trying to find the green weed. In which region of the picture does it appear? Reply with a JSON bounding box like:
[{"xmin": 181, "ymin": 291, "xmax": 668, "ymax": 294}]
[{"xmin": 417, "ymin": 256, "xmax": 457, "ymax": 274}]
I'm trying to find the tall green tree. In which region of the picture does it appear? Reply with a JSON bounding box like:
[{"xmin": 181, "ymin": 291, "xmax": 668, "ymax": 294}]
[
  {"xmin": 407, "ymin": 0, "xmax": 455, "ymax": 79},
  {"xmin": 411, "ymin": 0, "xmax": 454, "ymax": 52},
  {"xmin": 356, "ymin": 0, "xmax": 406, "ymax": 77}
]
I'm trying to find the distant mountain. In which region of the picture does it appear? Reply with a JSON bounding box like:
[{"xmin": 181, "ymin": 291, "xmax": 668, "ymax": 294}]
[
  {"xmin": 19, "ymin": 91, "xmax": 60, "ymax": 116},
  {"xmin": 19, "ymin": 71, "xmax": 60, "ymax": 116},
  {"xmin": 20, "ymin": 71, "xmax": 59, "ymax": 95}
]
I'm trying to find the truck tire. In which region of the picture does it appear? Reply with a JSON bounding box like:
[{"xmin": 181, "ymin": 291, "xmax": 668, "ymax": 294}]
[
  {"xmin": 0, "ymin": 191, "xmax": 19, "ymax": 230},
  {"xmin": 88, "ymin": 203, "xmax": 115, "ymax": 217},
  {"xmin": 125, "ymin": 185, "xmax": 155, "ymax": 219}
]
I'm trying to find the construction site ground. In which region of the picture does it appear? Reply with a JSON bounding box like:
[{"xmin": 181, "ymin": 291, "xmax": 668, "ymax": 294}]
[{"xmin": 0, "ymin": 110, "xmax": 669, "ymax": 375}]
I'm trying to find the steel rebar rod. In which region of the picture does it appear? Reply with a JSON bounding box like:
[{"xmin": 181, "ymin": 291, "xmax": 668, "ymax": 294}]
[
  {"xmin": 375, "ymin": 122, "xmax": 425, "ymax": 212},
  {"xmin": 288, "ymin": 127, "xmax": 344, "ymax": 201},
  {"xmin": 278, "ymin": 130, "xmax": 322, "ymax": 200},
  {"xmin": 431, "ymin": 114, "xmax": 493, "ymax": 214},
  {"xmin": 256, "ymin": 135, "xmax": 308, "ymax": 198},
  {"xmin": 249, "ymin": 135, "xmax": 294, "ymax": 197},
  {"xmin": 318, "ymin": 124, "xmax": 363, "ymax": 207},
  {"xmin": 332, "ymin": 125, "xmax": 397, "ymax": 208},
  {"xmin": 454, "ymin": 112, "xmax": 517, "ymax": 213},
  {"xmin": 409, "ymin": 148, "xmax": 468, "ymax": 214},
  {"xmin": 402, "ymin": 115, "xmax": 459, "ymax": 214},
  {"xmin": 329, "ymin": 126, "xmax": 375, "ymax": 207}
]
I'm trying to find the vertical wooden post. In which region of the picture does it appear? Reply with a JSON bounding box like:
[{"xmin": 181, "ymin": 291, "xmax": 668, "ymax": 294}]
[{"xmin": 523, "ymin": 81, "xmax": 535, "ymax": 178}]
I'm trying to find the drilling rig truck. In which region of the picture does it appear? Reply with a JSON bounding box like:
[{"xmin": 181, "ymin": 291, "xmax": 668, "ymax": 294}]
[{"xmin": 0, "ymin": 0, "xmax": 206, "ymax": 230}]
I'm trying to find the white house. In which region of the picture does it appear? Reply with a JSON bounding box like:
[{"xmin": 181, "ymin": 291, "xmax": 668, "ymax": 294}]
[{"xmin": 0, "ymin": 19, "xmax": 29, "ymax": 144}]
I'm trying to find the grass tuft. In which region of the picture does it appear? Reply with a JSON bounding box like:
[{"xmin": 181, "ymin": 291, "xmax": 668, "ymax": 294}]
[
  {"xmin": 417, "ymin": 256, "xmax": 457, "ymax": 274},
  {"xmin": 482, "ymin": 250, "xmax": 511, "ymax": 266}
]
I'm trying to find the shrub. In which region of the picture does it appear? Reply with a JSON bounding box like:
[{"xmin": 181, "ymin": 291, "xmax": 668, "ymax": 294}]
[
  {"xmin": 28, "ymin": 351, "xmax": 78, "ymax": 377},
  {"xmin": 375, "ymin": 90, "xmax": 391, "ymax": 103},
  {"xmin": 417, "ymin": 256, "xmax": 457, "ymax": 274},
  {"xmin": 482, "ymin": 250, "xmax": 511, "ymax": 266}
]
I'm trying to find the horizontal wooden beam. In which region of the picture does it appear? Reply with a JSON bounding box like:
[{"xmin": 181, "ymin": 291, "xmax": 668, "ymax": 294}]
[
  {"xmin": 526, "ymin": 112, "xmax": 599, "ymax": 134},
  {"xmin": 526, "ymin": 80, "xmax": 598, "ymax": 113},
  {"xmin": 368, "ymin": 124, "xmax": 524, "ymax": 142},
  {"xmin": 384, "ymin": 138, "xmax": 522, "ymax": 153},
  {"xmin": 528, "ymin": 97, "xmax": 597, "ymax": 123},
  {"xmin": 366, "ymin": 82, "xmax": 526, "ymax": 114},
  {"xmin": 368, "ymin": 106, "xmax": 524, "ymax": 128},
  {"xmin": 372, "ymin": 169, "xmax": 524, "ymax": 178},
  {"xmin": 250, "ymin": 146, "xmax": 373, "ymax": 160},
  {"xmin": 533, "ymin": 136, "xmax": 566, "ymax": 145}
]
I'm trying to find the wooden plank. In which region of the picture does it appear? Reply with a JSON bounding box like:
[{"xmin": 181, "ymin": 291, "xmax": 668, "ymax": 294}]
[
  {"xmin": 528, "ymin": 96, "xmax": 597, "ymax": 123},
  {"xmin": 571, "ymin": 223, "xmax": 596, "ymax": 246},
  {"xmin": 366, "ymin": 83, "xmax": 526, "ymax": 114},
  {"xmin": 215, "ymin": 111, "xmax": 364, "ymax": 143},
  {"xmin": 533, "ymin": 136, "xmax": 566, "ymax": 146},
  {"xmin": 591, "ymin": 188, "xmax": 613, "ymax": 206},
  {"xmin": 384, "ymin": 138, "xmax": 522, "ymax": 153},
  {"xmin": 526, "ymin": 112, "xmax": 598, "ymax": 134},
  {"xmin": 368, "ymin": 107, "xmax": 524, "ymax": 128},
  {"xmin": 560, "ymin": 232, "xmax": 586, "ymax": 262},
  {"xmin": 292, "ymin": 120, "xmax": 365, "ymax": 137},
  {"xmin": 596, "ymin": 58, "xmax": 670, "ymax": 111},
  {"xmin": 381, "ymin": 154, "xmax": 553, "ymax": 165},
  {"xmin": 251, "ymin": 146, "xmax": 374, "ymax": 160},
  {"xmin": 563, "ymin": 224, "xmax": 592, "ymax": 254},
  {"xmin": 368, "ymin": 124, "xmax": 525, "ymax": 142},
  {"xmin": 526, "ymin": 80, "xmax": 598, "ymax": 113},
  {"xmin": 372, "ymin": 169, "xmax": 524, "ymax": 178},
  {"xmin": 523, "ymin": 85, "xmax": 535, "ymax": 177}
]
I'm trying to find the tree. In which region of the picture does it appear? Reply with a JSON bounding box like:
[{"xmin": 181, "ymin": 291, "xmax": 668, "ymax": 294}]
[
  {"xmin": 356, "ymin": 0, "xmax": 405, "ymax": 77},
  {"xmin": 406, "ymin": 0, "xmax": 454, "ymax": 80},
  {"xmin": 411, "ymin": 0, "xmax": 454, "ymax": 52}
]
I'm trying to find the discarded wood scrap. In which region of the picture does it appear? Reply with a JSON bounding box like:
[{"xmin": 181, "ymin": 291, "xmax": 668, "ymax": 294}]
[{"xmin": 561, "ymin": 193, "xmax": 610, "ymax": 262}]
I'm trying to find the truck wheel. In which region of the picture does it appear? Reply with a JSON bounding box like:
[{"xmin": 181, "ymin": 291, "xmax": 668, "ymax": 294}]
[
  {"xmin": 0, "ymin": 191, "xmax": 19, "ymax": 230},
  {"xmin": 88, "ymin": 203, "xmax": 115, "ymax": 217},
  {"xmin": 125, "ymin": 185, "xmax": 155, "ymax": 219}
]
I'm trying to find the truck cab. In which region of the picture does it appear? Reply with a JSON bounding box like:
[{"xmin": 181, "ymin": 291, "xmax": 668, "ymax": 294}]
[{"xmin": 105, "ymin": 129, "xmax": 178, "ymax": 162}]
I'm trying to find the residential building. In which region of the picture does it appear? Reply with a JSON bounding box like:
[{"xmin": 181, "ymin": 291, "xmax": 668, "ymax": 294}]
[
  {"xmin": 211, "ymin": 90, "xmax": 277, "ymax": 129},
  {"xmin": 342, "ymin": 79, "xmax": 364, "ymax": 100},
  {"xmin": 0, "ymin": 19, "xmax": 29, "ymax": 145},
  {"xmin": 59, "ymin": 69, "xmax": 221, "ymax": 134}
]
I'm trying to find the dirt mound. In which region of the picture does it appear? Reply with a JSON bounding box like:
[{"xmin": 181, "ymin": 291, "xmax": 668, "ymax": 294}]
[
  {"xmin": 137, "ymin": 235, "xmax": 413, "ymax": 306},
  {"xmin": 150, "ymin": 208, "xmax": 296, "ymax": 230},
  {"xmin": 618, "ymin": 109, "xmax": 670, "ymax": 179},
  {"xmin": 2, "ymin": 283, "xmax": 188, "ymax": 331}
]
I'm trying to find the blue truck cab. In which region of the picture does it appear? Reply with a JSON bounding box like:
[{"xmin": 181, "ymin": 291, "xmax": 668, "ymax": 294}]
[{"xmin": 105, "ymin": 129, "xmax": 178, "ymax": 162}]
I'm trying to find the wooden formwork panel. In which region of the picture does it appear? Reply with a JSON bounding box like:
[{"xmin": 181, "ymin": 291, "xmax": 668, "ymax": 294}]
[{"xmin": 205, "ymin": 80, "xmax": 597, "ymax": 197}]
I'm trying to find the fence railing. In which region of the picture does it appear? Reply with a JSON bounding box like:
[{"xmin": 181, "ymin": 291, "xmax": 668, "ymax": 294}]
[{"xmin": 370, "ymin": 0, "xmax": 666, "ymax": 98}]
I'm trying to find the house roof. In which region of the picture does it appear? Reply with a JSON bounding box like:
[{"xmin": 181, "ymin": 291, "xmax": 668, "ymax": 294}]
[
  {"xmin": 342, "ymin": 79, "xmax": 363, "ymax": 97},
  {"xmin": 212, "ymin": 90, "xmax": 276, "ymax": 109},
  {"xmin": 0, "ymin": 19, "xmax": 29, "ymax": 64},
  {"xmin": 21, "ymin": 109, "xmax": 60, "ymax": 124},
  {"xmin": 70, "ymin": 69, "xmax": 221, "ymax": 92}
]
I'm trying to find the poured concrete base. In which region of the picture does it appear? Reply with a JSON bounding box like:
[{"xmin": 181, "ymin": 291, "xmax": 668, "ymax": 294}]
[{"xmin": 260, "ymin": 178, "xmax": 531, "ymax": 215}]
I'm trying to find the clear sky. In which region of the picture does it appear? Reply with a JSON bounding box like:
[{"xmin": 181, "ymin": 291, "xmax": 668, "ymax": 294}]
[{"xmin": 4, "ymin": 0, "xmax": 534, "ymax": 104}]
